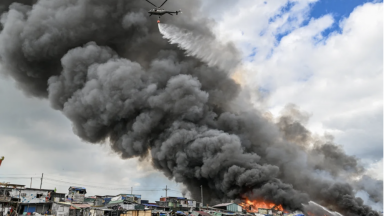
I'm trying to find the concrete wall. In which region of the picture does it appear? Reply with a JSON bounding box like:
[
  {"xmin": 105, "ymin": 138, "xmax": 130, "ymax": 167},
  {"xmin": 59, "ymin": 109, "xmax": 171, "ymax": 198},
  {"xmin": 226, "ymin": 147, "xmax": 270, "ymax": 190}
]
[
  {"xmin": 10, "ymin": 189, "xmax": 50, "ymax": 203},
  {"xmin": 68, "ymin": 191, "xmax": 85, "ymax": 203},
  {"xmin": 52, "ymin": 203, "xmax": 70, "ymax": 216}
]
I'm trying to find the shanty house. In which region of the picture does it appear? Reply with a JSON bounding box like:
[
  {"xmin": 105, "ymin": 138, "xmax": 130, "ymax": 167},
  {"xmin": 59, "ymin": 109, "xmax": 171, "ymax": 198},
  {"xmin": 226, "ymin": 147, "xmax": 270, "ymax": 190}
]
[
  {"xmin": 52, "ymin": 202, "xmax": 91, "ymax": 216},
  {"xmin": 212, "ymin": 203, "xmax": 242, "ymax": 213},
  {"xmin": 67, "ymin": 187, "xmax": 87, "ymax": 203},
  {"xmin": 10, "ymin": 188, "xmax": 55, "ymax": 214},
  {"xmin": 157, "ymin": 197, "xmax": 195, "ymax": 209},
  {"xmin": 0, "ymin": 183, "xmax": 26, "ymax": 216},
  {"xmin": 107, "ymin": 199, "xmax": 145, "ymax": 210}
]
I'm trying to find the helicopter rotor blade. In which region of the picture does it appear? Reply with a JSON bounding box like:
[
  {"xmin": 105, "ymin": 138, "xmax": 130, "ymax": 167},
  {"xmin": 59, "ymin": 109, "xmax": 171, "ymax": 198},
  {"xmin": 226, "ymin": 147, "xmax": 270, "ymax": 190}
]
[
  {"xmin": 159, "ymin": 0, "xmax": 168, "ymax": 8},
  {"xmin": 145, "ymin": 0, "xmax": 158, "ymax": 8}
]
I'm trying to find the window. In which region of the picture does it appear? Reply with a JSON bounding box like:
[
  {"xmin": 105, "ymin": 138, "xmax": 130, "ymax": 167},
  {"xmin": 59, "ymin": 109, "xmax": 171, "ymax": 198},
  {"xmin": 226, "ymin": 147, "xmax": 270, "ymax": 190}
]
[{"xmin": 36, "ymin": 194, "xmax": 43, "ymax": 198}]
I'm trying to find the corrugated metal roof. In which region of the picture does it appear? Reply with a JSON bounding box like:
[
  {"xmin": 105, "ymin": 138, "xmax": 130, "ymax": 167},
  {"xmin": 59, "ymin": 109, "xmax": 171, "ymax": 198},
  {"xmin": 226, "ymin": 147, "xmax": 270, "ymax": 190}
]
[
  {"xmin": 143, "ymin": 204, "xmax": 158, "ymax": 207},
  {"xmin": 72, "ymin": 203, "xmax": 92, "ymax": 209},
  {"xmin": 212, "ymin": 203, "xmax": 233, "ymax": 207},
  {"xmin": 108, "ymin": 200, "xmax": 124, "ymax": 205}
]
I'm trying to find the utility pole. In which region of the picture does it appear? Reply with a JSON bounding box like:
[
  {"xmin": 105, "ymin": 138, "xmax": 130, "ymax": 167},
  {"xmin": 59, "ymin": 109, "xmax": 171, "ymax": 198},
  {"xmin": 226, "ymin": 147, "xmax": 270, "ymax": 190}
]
[
  {"xmin": 200, "ymin": 185, "xmax": 203, "ymax": 207},
  {"xmin": 30, "ymin": 177, "xmax": 32, "ymax": 188},
  {"xmin": 163, "ymin": 185, "xmax": 169, "ymax": 198},
  {"xmin": 40, "ymin": 173, "xmax": 43, "ymax": 189}
]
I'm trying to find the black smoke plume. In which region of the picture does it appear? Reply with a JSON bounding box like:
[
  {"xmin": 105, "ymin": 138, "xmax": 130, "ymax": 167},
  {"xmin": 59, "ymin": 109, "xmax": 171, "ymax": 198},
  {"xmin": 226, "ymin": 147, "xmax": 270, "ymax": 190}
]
[{"xmin": 0, "ymin": 1, "xmax": 381, "ymax": 215}]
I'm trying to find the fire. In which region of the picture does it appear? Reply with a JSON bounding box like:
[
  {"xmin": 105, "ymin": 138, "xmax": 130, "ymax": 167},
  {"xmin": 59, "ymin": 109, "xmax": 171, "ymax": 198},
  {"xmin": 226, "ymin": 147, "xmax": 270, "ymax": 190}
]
[{"xmin": 240, "ymin": 198, "xmax": 284, "ymax": 213}]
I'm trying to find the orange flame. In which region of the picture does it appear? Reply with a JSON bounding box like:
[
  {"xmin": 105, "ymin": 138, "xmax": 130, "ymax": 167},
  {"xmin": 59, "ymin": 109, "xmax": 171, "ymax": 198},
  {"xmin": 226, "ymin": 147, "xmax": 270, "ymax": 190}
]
[{"xmin": 239, "ymin": 198, "xmax": 284, "ymax": 213}]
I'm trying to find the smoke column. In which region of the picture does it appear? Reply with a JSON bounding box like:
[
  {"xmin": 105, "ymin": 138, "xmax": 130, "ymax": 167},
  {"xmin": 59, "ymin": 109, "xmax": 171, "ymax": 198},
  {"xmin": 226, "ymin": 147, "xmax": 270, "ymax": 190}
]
[{"xmin": 0, "ymin": 1, "xmax": 382, "ymax": 215}]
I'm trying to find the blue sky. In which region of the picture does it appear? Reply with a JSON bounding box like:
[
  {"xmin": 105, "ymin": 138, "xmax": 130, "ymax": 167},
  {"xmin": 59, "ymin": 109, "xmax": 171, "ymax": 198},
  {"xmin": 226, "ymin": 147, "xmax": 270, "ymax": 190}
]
[
  {"xmin": 309, "ymin": 0, "xmax": 383, "ymax": 36},
  {"xmin": 274, "ymin": 0, "xmax": 383, "ymax": 42}
]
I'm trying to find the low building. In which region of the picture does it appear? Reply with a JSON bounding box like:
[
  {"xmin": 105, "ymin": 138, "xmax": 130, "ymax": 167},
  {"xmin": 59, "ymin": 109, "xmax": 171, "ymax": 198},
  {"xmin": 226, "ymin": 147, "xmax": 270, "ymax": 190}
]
[
  {"xmin": 107, "ymin": 199, "xmax": 146, "ymax": 211},
  {"xmin": 10, "ymin": 188, "xmax": 56, "ymax": 214},
  {"xmin": 0, "ymin": 183, "xmax": 26, "ymax": 216},
  {"xmin": 157, "ymin": 197, "xmax": 196, "ymax": 210},
  {"xmin": 212, "ymin": 203, "xmax": 242, "ymax": 213},
  {"xmin": 52, "ymin": 202, "xmax": 91, "ymax": 216}
]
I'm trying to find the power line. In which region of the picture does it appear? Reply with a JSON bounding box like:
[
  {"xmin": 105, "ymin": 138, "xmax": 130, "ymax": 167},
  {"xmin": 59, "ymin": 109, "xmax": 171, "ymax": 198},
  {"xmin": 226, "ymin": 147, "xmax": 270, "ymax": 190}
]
[
  {"xmin": 1, "ymin": 176, "xmax": 180, "ymax": 193},
  {"xmin": 43, "ymin": 174, "xmax": 153, "ymax": 188},
  {"xmin": 44, "ymin": 178, "xmax": 165, "ymax": 191},
  {"xmin": 0, "ymin": 177, "xmax": 41, "ymax": 179}
]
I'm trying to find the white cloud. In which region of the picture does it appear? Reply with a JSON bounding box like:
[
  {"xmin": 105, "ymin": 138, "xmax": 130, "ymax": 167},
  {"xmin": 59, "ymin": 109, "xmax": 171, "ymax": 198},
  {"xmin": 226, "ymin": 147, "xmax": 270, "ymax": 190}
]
[
  {"xmin": 366, "ymin": 158, "xmax": 383, "ymax": 180},
  {"xmin": 210, "ymin": 1, "xmax": 383, "ymax": 162}
]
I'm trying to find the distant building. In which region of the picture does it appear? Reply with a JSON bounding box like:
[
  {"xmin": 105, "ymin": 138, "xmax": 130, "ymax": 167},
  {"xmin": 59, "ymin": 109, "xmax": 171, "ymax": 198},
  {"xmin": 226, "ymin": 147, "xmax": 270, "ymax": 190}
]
[
  {"xmin": 159, "ymin": 197, "xmax": 196, "ymax": 208},
  {"xmin": 212, "ymin": 203, "xmax": 242, "ymax": 213},
  {"xmin": 119, "ymin": 194, "xmax": 142, "ymax": 204}
]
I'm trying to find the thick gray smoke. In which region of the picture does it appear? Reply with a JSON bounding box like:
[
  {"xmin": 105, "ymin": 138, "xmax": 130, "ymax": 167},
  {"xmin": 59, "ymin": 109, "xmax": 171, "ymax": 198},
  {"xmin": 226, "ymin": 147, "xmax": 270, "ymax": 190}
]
[{"xmin": 0, "ymin": 1, "xmax": 382, "ymax": 216}]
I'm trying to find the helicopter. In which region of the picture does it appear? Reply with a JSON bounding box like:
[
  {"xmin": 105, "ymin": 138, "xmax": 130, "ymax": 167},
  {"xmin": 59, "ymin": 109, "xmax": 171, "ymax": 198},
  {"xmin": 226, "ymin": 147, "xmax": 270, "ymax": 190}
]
[{"xmin": 145, "ymin": 0, "xmax": 182, "ymax": 23}]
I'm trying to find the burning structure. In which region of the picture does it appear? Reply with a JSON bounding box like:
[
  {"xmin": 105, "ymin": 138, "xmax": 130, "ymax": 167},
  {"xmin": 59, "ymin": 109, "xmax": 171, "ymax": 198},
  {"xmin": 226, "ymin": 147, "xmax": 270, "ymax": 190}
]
[
  {"xmin": 239, "ymin": 199, "xmax": 283, "ymax": 214},
  {"xmin": 0, "ymin": 1, "xmax": 382, "ymax": 216}
]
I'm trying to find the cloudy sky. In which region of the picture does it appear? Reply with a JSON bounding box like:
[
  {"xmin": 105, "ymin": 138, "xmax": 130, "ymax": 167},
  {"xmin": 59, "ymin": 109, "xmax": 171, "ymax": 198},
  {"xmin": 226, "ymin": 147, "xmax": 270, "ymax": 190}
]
[{"xmin": 0, "ymin": 0, "xmax": 382, "ymax": 205}]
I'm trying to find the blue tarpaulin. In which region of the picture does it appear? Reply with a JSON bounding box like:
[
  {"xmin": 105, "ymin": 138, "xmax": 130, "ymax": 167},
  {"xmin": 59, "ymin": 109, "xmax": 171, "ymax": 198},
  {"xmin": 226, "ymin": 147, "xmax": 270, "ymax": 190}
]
[
  {"xmin": 104, "ymin": 198, "xmax": 112, "ymax": 204},
  {"xmin": 176, "ymin": 211, "xmax": 186, "ymax": 215}
]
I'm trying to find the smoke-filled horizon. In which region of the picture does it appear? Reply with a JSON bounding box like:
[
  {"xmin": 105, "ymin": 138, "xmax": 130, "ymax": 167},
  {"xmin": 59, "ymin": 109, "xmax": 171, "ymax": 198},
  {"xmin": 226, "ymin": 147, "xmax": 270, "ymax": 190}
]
[{"xmin": 0, "ymin": 1, "xmax": 382, "ymax": 216}]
